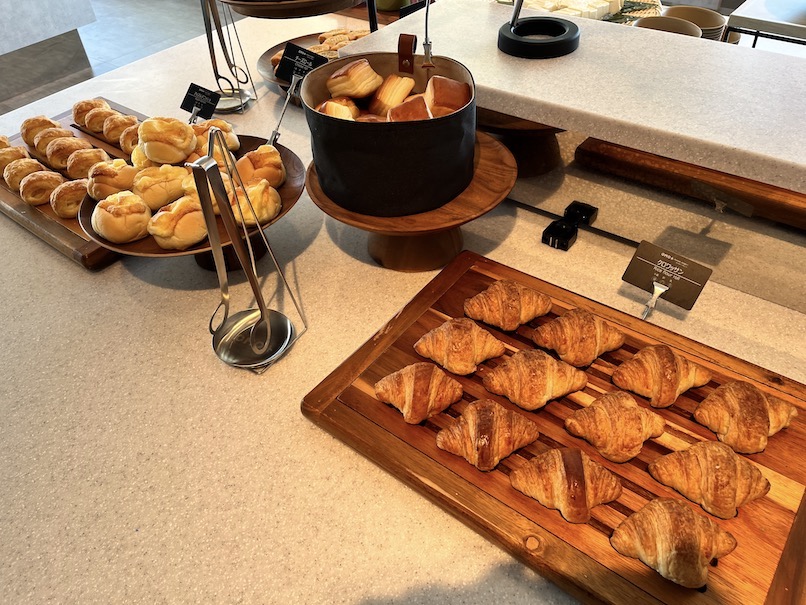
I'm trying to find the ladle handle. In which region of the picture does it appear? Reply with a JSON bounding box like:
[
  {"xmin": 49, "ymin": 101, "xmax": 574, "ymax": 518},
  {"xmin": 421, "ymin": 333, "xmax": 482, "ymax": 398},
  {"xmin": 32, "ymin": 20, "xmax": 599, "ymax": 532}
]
[{"xmin": 510, "ymin": 0, "xmax": 525, "ymax": 27}]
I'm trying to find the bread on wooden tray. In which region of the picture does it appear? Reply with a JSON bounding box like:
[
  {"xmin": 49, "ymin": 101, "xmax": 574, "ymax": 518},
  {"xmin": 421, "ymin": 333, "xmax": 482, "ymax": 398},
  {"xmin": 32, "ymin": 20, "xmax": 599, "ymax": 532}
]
[
  {"xmin": 19, "ymin": 170, "xmax": 66, "ymax": 206},
  {"xmin": 414, "ymin": 318, "xmax": 506, "ymax": 376},
  {"xmin": 119, "ymin": 124, "xmax": 140, "ymax": 155},
  {"xmin": 132, "ymin": 164, "xmax": 189, "ymax": 211},
  {"xmin": 130, "ymin": 145, "xmax": 156, "ymax": 169},
  {"xmin": 374, "ymin": 362, "xmax": 463, "ymax": 424},
  {"xmin": 72, "ymin": 98, "xmax": 110, "ymax": 127},
  {"xmin": 192, "ymin": 118, "xmax": 240, "ymax": 153},
  {"xmin": 45, "ymin": 137, "xmax": 93, "ymax": 170},
  {"xmin": 464, "ymin": 279, "xmax": 553, "ymax": 331},
  {"xmin": 102, "ymin": 114, "xmax": 138, "ymax": 144},
  {"xmin": 234, "ymin": 144, "xmax": 286, "ymax": 189},
  {"xmin": 532, "ymin": 308, "xmax": 626, "ymax": 367},
  {"xmin": 50, "ymin": 178, "xmax": 89, "ymax": 219},
  {"xmin": 147, "ymin": 195, "xmax": 207, "ymax": 250},
  {"xmin": 66, "ymin": 148, "xmax": 111, "ymax": 180},
  {"xmin": 91, "ymin": 190, "xmax": 151, "ymax": 243},
  {"xmin": 33, "ymin": 127, "xmax": 74, "ymax": 157},
  {"xmin": 3, "ymin": 158, "xmax": 47, "ymax": 191},
  {"xmin": 229, "ymin": 179, "xmax": 281, "ymax": 227},
  {"xmin": 84, "ymin": 107, "xmax": 120, "ymax": 134},
  {"xmin": 0, "ymin": 146, "xmax": 31, "ymax": 174},
  {"xmin": 20, "ymin": 116, "xmax": 61, "ymax": 146},
  {"xmin": 87, "ymin": 158, "xmax": 138, "ymax": 200},
  {"xmin": 138, "ymin": 117, "xmax": 196, "ymax": 164}
]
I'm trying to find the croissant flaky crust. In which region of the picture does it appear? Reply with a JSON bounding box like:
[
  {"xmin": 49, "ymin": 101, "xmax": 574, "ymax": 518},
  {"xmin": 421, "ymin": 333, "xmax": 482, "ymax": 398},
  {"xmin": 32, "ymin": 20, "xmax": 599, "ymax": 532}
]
[
  {"xmin": 436, "ymin": 399, "xmax": 540, "ymax": 471},
  {"xmin": 693, "ymin": 381, "xmax": 798, "ymax": 454},
  {"xmin": 510, "ymin": 447, "xmax": 622, "ymax": 523},
  {"xmin": 414, "ymin": 318, "xmax": 506, "ymax": 376},
  {"xmin": 610, "ymin": 498, "xmax": 737, "ymax": 588},
  {"xmin": 531, "ymin": 308, "xmax": 625, "ymax": 367},
  {"xmin": 648, "ymin": 441, "xmax": 770, "ymax": 519},
  {"xmin": 463, "ymin": 279, "xmax": 552, "ymax": 332},
  {"xmin": 565, "ymin": 391, "xmax": 665, "ymax": 462},
  {"xmin": 482, "ymin": 349, "xmax": 587, "ymax": 411},
  {"xmin": 612, "ymin": 344, "xmax": 711, "ymax": 408},
  {"xmin": 374, "ymin": 362, "xmax": 463, "ymax": 424}
]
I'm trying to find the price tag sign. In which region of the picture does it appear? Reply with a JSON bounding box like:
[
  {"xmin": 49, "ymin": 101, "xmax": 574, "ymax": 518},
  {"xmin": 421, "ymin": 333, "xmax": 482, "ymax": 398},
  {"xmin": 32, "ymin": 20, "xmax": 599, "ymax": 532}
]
[
  {"xmin": 274, "ymin": 42, "xmax": 329, "ymax": 84},
  {"xmin": 622, "ymin": 241, "xmax": 712, "ymax": 311},
  {"xmin": 181, "ymin": 83, "xmax": 221, "ymax": 120}
]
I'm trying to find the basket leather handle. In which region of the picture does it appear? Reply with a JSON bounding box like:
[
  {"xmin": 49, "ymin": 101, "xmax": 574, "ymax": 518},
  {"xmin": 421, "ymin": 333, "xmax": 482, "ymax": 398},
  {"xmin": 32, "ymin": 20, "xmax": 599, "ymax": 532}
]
[{"xmin": 398, "ymin": 33, "xmax": 417, "ymax": 73}]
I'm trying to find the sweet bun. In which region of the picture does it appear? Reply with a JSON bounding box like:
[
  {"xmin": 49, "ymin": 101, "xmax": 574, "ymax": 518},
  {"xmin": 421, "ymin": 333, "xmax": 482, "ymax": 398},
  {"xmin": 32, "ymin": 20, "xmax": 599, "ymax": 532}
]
[
  {"xmin": 45, "ymin": 137, "xmax": 93, "ymax": 170},
  {"xmin": 91, "ymin": 190, "xmax": 151, "ymax": 243},
  {"xmin": 50, "ymin": 178, "xmax": 89, "ymax": 219},
  {"xmin": 326, "ymin": 59, "xmax": 383, "ymax": 99},
  {"xmin": 19, "ymin": 170, "xmax": 66, "ymax": 206},
  {"xmin": 33, "ymin": 128, "xmax": 74, "ymax": 156},
  {"xmin": 130, "ymin": 144, "xmax": 156, "ymax": 169},
  {"xmin": 192, "ymin": 119, "xmax": 240, "ymax": 152},
  {"xmin": 234, "ymin": 144, "xmax": 286, "ymax": 188},
  {"xmin": 132, "ymin": 164, "xmax": 189, "ymax": 211},
  {"xmin": 3, "ymin": 158, "xmax": 47, "ymax": 191},
  {"xmin": 0, "ymin": 146, "xmax": 31, "ymax": 174},
  {"xmin": 84, "ymin": 108, "xmax": 120, "ymax": 134},
  {"xmin": 181, "ymin": 171, "xmax": 232, "ymax": 215},
  {"xmin": 20, "ymin": 116, "xmax": 61, "ymax": 146},
  {"xmin": 388, "ymin": 95, "xmax": 433, "ymax": 122},
  {"xmin": 66, "ymin": 147, "xmax": 111, "ymax": 180},
  {"xmin": 138, "ymin": 117, "xmax": 196, "ymax": 164},
  {"xmin": 317, "ymin": 100, "xmax": 355, "ymax": 121},
  {"xmin": 424, "ymin": 75, "xmax": 472, "ymax": 118},
  {"xmin": 0, "ymin": 135, "xmax": 10, "ymax": 149},
  {"xmin": 72, "ymin": 98, "xmax": 110, "ymax": 127},
  {"xmin": 318, "ymin": 28, "xmax": 349, "ymax": 43},
  {"xmin": 103, "ymin": 114, "xmax": 138, "ymax": 144},
  {"xmin": 119, "ymin": 125, "xmax": 139, "ymax": 155},
  {"xmin": 147, "ymin": 195, "xmax": 208, "ymax": 250},
  {"xmin": 369, "ymin": 74, "xmax": 416, "ymax": 117},
  {"xmin": 86, "ymin": 158, "xmax": 139, "ymax": 200},
  {"xmin": 230, "ymin": 178, "xmax": 281, "ymax": 226}
]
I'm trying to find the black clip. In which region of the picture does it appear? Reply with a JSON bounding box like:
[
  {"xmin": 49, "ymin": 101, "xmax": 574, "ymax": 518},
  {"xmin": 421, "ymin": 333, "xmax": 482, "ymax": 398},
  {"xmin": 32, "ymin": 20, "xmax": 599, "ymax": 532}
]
[{"xmin": 541, "ymin": 201, "xmax": 598, "ymax": 251}]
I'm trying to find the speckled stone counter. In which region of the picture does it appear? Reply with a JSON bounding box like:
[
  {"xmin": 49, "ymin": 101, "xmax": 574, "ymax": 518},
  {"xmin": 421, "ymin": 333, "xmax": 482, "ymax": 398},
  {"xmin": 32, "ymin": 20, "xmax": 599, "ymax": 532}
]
[{"xmin": 0, "ymin": 12, "xmax": 804, "ymax": 605}]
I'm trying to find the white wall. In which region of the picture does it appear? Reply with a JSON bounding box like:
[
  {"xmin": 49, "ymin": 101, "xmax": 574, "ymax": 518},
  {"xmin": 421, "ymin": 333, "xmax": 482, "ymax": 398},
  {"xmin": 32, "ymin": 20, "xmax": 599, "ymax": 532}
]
[{"xmin": 0, "ymin": 0, "xmax": 95, "ymax": 55}]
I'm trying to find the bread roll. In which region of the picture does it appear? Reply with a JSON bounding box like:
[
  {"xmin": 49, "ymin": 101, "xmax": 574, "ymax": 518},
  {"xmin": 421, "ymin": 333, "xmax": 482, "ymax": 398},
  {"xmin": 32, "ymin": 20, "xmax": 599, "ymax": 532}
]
[
  {"xmin": 130, "ymin": 144, "xmax": 157, "ymax": 169},
  {"xmin": 119, "ymin": 124, "xmax": 139, "ymax": 155},
  {"xmin": 19, "ymin": 170, "xmax": 66, "ymax": 206},
  {"xmin": 318, "ymin": 28, "xmax": 349, "ymax": 43},
  {"xmin": 20, "ymin": 116, "xmax": 61, "ymax": 146},
  {"xmin": 33, "ymin": 128, "xmax": 74, "ymax": 157},
  {"xmin": 326, "ymin": 59, "xmax": 383, "ymax": 99},
  {"xmin": 72, "ymin": 98, "xmax": 110, "ymax": 127},
  {"xmin": 50, "ymin": 178, "xmax": 89, "ymax": 219},
  {"xmin": 103, "ymin": 114, "xmax": 138, "ymax": 144},
  {"xmin": 84, "ymin": 107, "xmax": 120, "ymax": 134},
  {"xmin": 230, "ymin": 179, "xmax": 281, "ymax": 226},
  {"xmin": 66, "ymin": 147, "xmax": 111, "ymax": 180},
  {"xmin": 234, "ymin": 144, "xmax": 286, "ymax": 188},
  {"xmin": 45, "ymin": 137, "xmax": 93, "ymax": 170},
  {"xmin": 424, "ymin": 75, "xmax": 472, "ymax": 117},
  {"xmin": 192, "ymin": 119, "xmax": 240, "ymax": 153},
  {"xmin": 0, "ymin": 146, "xmax": 30, "ymax": 174},
  {"xmin": 321, "ymin": 96, "xmax": 359, "ymax": 119},
  {"xmin": 3, "ymin": 158, "xmax": 47, "ymax": 191},
  {"xmin": 138, "ymin": 117, "xmax": 196, "ymax": 164},
  {"xmin": 388, "ymin": 95, "xmax": 433, "ymax": 122},
  {"xmin": 317, "ymin": 100, "xmax": 355, "ymax": 121},
  {"xmin": 0, "ymin": 134, "xmax": 10, "ymax": 149},
  {"xmin": 90, "ymin": 190, "xmax": 151, "ymax": 243},
  {"xmin": 181, "ymin": 171, "xmax": 232, "ymax": 215},
  {"xmin": 369, "ymin": 74, "xmax": 416, "ymax": 117},
  {"xmin": 132, "ymin": 164, "xmax": 189, "ymax": 211},
  {"xmin": 87, "ymin": 158, "xmax": 139, "ymax": 200},
  {"xmin": 147, "ymin": 195, "xmax": 207, "ymax": 250}
]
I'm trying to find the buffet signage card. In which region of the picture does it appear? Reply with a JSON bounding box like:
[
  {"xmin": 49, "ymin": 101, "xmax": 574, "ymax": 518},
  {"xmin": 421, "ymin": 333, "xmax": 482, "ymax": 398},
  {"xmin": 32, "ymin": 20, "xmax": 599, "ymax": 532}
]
[
  {"xmin": 275, "ymin": 43, "xmax": 328, "ymax": 83},
  {"xmin": 181, "ymin": 84, "xmax": 220, "ymax": 120},
  {"xmin": 622, "ymin": 241, "xmax": 712, "ymax": 310}
]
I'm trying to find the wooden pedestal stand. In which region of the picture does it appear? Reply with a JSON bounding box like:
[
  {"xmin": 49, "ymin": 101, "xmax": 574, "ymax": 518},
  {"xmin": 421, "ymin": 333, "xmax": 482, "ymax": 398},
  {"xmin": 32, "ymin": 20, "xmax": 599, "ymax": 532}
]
[{"xmin": 306, "ymin": 131, "xmax": 517, "ymax": 272}]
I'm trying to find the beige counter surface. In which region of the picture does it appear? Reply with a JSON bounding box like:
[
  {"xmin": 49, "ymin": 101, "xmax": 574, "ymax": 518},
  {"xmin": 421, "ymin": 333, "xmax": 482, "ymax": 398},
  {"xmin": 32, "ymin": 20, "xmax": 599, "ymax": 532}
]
[{"xmin": 0, "ymin": 13, "xmax": 804, "ymax": 605}]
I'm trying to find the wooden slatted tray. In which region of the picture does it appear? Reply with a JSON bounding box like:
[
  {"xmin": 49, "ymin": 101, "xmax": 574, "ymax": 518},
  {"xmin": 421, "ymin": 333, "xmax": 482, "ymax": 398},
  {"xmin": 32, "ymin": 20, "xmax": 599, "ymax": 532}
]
[{"xmin": 302, "ymin": 251, "xmax": 805, "ymax": 605}]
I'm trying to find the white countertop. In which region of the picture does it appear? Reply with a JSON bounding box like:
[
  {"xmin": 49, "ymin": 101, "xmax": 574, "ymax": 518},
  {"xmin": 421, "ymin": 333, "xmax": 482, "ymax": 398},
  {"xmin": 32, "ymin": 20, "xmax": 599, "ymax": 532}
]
[
  {"xmin": 728, "ymin": 0, "xmax": 806, "ymax": 40},
  {"xmin": 0, "ymin": 11, "xmax": 804, "ymax": 605}
]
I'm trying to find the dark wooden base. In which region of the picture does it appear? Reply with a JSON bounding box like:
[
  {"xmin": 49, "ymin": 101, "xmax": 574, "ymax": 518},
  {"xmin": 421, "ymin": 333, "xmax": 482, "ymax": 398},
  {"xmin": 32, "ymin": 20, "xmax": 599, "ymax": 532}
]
[{"xmin": 367, "ymin": 228, "xmax": 463, "ymax": 272}]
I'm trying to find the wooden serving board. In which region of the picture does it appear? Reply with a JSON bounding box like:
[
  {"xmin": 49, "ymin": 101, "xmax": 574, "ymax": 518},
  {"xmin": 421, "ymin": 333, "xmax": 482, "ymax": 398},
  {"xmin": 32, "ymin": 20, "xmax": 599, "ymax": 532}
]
[
  {"xmin": 302, "ymin": 251, "xmax": 806, "ymax": 605},
  {"xmin": 0, "ymin": 99, "xmax": 145, "ymax": 270}
]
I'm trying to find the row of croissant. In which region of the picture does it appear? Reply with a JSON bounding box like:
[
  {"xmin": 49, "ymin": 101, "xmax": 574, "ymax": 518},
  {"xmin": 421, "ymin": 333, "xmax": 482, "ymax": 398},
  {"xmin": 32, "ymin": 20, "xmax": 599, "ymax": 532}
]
[{"xmin": 373, "ymin": 279, "xmax": 798, "ymax": 589}]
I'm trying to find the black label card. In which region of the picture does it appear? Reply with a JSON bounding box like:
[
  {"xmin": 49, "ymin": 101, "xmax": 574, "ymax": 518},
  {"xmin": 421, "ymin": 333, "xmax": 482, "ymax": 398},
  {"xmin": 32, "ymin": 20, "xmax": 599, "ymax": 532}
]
[
  {"xmin": 274, "ymin": 42, "xmax": 329, "ymax": 83},
  {"xmin": 400, "ymin": 0, "xmax": 428, "ymax": 17},
  {"xmin": 181, "ymin": 83, "xmax": 221, "ymax": 120},
  {"xmin": 622, "ymin": 241, "xmax": 713, "ymax": 311}
]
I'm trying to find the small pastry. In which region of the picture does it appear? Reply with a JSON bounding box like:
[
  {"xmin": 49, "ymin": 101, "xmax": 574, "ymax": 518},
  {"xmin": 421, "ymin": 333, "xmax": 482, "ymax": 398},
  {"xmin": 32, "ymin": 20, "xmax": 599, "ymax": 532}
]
[
  {"xmin": 66, "ymin": 148, "xmax": 111, "ymax": 180},
  {"xmin": 612, "ymin": 344, "xmax": 711, "ymax": 408},
  {"xmin": 374, "ymin": 362, "xmax": 463, "ymax": 424},
  {"xmin": 270, "ymin": 49, "xmax": 284, "ymax": 68},
  {"xmin": 20, "ymin": 116, "xmax": 61, "ymax": 146},
  {"xmin": 33, "ymin": 128, "xmax": 74, "ymax": 157},
  {"xmin": 3, "ymin": 158, "xmax": 47, "ymax": 191},
  {"xmin": 19, "ymin": 170, "xmax": 66, "ymax": 206},
  {"xmin": 90, "ymin": 190, "xmax": 151, "ymax": 243},
  {"xmin": 0, "ymin": 146, "xmax": 31, "ymax": 174},
  {"xmin": 234, "ymin": 144, "xmax": 286, "ymax": 188},
  {"xmin": 103, "ymin": 114, "xmax": 138, "ymax": 144},
  {"xmin": 369, "ymin": 74, "xmax": 416, "ymax": 117},
  {"xmin": 326, "ymin": 59, "xmax": 383, "ymax": 99},
  {"xmin": 388, "ymin": 96, "xmax": 433, "ymax": 122},
  {"xmin": 72, "ymin": 98, "xmax": 110, "ymax": 127},
  {"xmin": 436, "ymin": 399, "xmax": 540, "ymax": 471},
  {"xmin": 191, "ymin": 118, "xmax": 240, "ymax": 152},
  {"xmin": 483, "ymin": 349, "xmax": 587, "ymax": 411},
  {"xmin": 181, "ymin": 171, "xmax": 232, "ymax": 215},
  {"xmin": 318, "ymin": 28, "xmax": 349, "ymax": 43},
  {"xmin": 532, "ymin": 308, "xmax": 626, "ymax": 367},
  {"xmin": 610, "ymin": 498, "xmax": 737, "ymax": 588},
  {"xmin": 230, "ymin": 178, "xmax": 281, "ymax": 226},
  {"xmin": 119, "ymin": 124, "xmax": 139, "ymax": 155},
  {"xmin": 317, "ymin": 100, "xmax": 356, "ymax": 121},
  {"xmin": 323, "ymin": 97, "xmax": 360, "ymax": 119},
  {"xmin": 0, "ymin": 134, "xmax": 10, "ymax": 149},
  {"xmin": 565, "ymin": 391, "xmax": 665, "ymax": 463},
  {"xmin": 693, "ymin": 381, "xmax": 798, "ymax": 453},
  {"xmin": 45, "ymin": 137, "xmax": 93, "ymax": 170},
  {"xmin": 348, "ymin": 29, "xmax": 370, "ymax": 40},
  {"xmin": 321, "ymin": 34, "xmax": 350, "ymax": 48},
  {"xmin": 424, "ymin": 75, "xmax": 472, "ymax": 117},
  {"xmin": 50, "ymin": 178, "xmax": 89, "ymax": 219},
  {"xmin": 464, "ymin": 279, "xmax": 552, "ymax": 331},
  {"xmin": 132, "ymin": 164, "xmax": 189, "ymax": 211},
  {"xmin": 138, "ymin": 117, "xmax": 196, "ymax": 164},
  {"xmin": 86, "ymin": 158, "xmax": 139, "ymax": 200},
  {"xmin": 147, "ymin": 195, "xmax": 207, "ymax": 250},
  {"xmin": 414, "ymin": 318, "xmax": 506, "ymax": 376},
  {"xmin": 510, "ymin": 447, "xmax": 622, "ymax": 523},
  {"xmin": 84, "ymin": 107, "xmax": 120, "ymax": 134},
  {"xmin": 130, "ymin": 144, "xmax": 156, "ymax": 169}
]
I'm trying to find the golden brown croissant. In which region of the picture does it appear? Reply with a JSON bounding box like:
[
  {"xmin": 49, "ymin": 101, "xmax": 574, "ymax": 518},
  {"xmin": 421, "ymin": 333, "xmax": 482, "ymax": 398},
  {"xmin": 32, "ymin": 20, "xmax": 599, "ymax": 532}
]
[
  {"xmin": 648, "ymin": 441, "xmax": 770, "ymax": 519},
  {"xmin": 374, "ymin": 362, "xmax": 463, "ymax": 424},
  {"xmin": 565, "ymin": 391, "xmax": 665, "ymax": 462},
  {"xmin": 531, "ymin": 308, "xmax": 625, "ymax": 367},
  {"xmin": 610, "ymin": 498, "xmax": 737, "ymax": 588},
  {"xmin": 612, "ymin": 344, "xmax": 711, "ymax": 408},
  {"xmin": 693, "ymin": 381, "xmax": 798, "ymax": 454},
  {"xmin": 510, "ymin": 447, "xmax": 622, "ymax": 523},
  {"xmin": 436, "ymin": 399, "xmax": 540, "ymax": 471},
  {"xmin": 414, "ymin": 318, "xmax": 506, "ymax": 376},
  {"xmin": 482, "ymin": 349, "xmax": 587, "ymax": 411},
  {"xmin": 463, "ymin": 279, "xmax": 552, "ymax": 331}
]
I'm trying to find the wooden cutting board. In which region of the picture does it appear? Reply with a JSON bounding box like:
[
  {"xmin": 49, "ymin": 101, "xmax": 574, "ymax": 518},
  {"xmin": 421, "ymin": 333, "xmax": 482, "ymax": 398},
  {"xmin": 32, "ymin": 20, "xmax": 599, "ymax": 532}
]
[{"xmin": 302, "ymin": 251, "xmax": 805, "ymax": 605}]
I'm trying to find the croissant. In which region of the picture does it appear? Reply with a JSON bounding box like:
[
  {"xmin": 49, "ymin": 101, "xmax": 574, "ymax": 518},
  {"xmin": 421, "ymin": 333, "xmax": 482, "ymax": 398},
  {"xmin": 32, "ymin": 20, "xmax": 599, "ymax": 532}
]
[
  {"xmin": 693, "ymin": 381, "xmax": 798, "ymax": 454},
  {"xmin": 463, "ymin": 279, "xmax": 552, "ymax": 331},
  {"xmin": 414, "ymin": 318, "xmax": 506, "ymax": 375},
  {"xmin": 482, "ymin": 349, "xmax": 587, "ymax": 411},
  {"xmin": 610, "ymin": 498, "xmax": 737, "ymax": 588},
  {"xmin": 374, "ymin": 362, "xmax": 463, "ymax": 424},
  {"xmin": 648, "ymin": 441, "xmax": 770, "ymax": 519},
  {"xmin": 436, "ymin": 399, "xmax": 540, "ymax": 471},
  {"xmin": 531, "ymin": 308, "xmax": 625, "ymax": 367},
  {"xmin": 612, "ymin": 344, "xmax": 711, "ymax": 408},
  {"xmin": 510, "ymin": 447, "xmax": 622, "ymax": 523},
  {"xmin": 565, "ymin": 391, "xmax": 665, "ymax": 462}
]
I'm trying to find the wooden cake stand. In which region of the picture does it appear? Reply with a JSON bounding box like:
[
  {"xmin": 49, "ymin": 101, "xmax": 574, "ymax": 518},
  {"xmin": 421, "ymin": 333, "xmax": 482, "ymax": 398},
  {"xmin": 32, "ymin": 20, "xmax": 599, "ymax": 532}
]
[{"xmin": 306, "ymin": 131, "xmax": 517, "ymax": 272}]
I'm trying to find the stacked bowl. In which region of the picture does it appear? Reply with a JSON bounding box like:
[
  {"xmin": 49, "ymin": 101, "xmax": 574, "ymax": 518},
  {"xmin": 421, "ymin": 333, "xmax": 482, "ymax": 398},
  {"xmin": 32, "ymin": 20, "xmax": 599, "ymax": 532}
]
[{"xmin": 664, "ymin": 5, "xmax": 727, "ymax": 40}]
